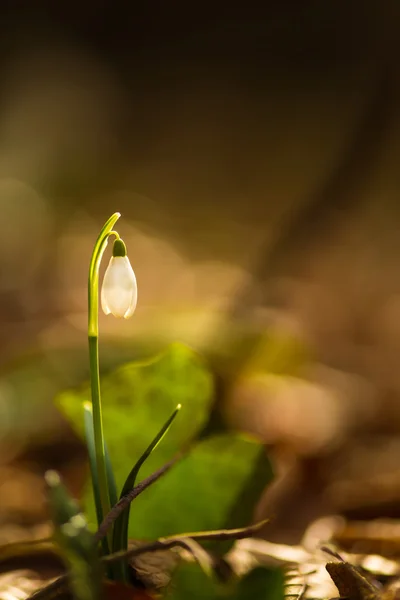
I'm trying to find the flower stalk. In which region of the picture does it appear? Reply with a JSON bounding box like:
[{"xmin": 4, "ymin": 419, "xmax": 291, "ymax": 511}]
[{"xmin": 87, "ymin": 212, "xmax": 121, "ymax": 538}]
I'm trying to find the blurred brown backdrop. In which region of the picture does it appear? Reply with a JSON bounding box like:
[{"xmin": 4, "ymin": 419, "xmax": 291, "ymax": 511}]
[{"xmin": 1, "ymin": 0, "xmax": 400, "ymax": 542}]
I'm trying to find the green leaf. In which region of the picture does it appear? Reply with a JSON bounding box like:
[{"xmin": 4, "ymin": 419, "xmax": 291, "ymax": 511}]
[
  {"xmin": 83, "ymin": 403, "xmax": 115, "ymax": 558},
  {"xmin": 126, "ymin": 433, "xmax": 272, "ymax": 543},
  {"xmin": 165, "ymin": 563, "xmax": 284, "ymax": 600},
  {"xmin": 165, "ymin": 562, "xmax": 220, "ymax": 600},
  {"xmin": 56, "ymin": 343, "xmax": 214, "ymax": 535},
  {"xmin": 235, "ymin": 566, "xmax": 285, "ymax": 600}
]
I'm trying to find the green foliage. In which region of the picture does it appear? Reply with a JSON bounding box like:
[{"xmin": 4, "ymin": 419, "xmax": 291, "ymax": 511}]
[
  {"xmin": 236, "ymin": 567, "xmax": 285, "ymax": 600},
  {"xmin": 165, "ymin": 562, "xmax": 285, "ymax": 600},
  {"xmin": 56, "ymin": 343, "xmax": 214, "ymax": 533},
  {"xmin": 166, "ymin": 562, "xmax": 219, "ymax": 600},
  {"xmin": 83, "ymin": 402, "xmax": 117, "ymax": 557},
  {"xmin": 127, "ymin": 433, "xmax": 272, "ymax": 542},
  {"xmin": 56, "ymin": 342, "xmax": 272, "ymax": 542}
]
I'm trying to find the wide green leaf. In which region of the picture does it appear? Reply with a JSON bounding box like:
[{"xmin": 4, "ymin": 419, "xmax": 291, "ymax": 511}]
[
  {"xmin": 165, "ymin": 562, "xmax": 219, "ymax": 600},
  {"xmin": 235, "ymin": 566, "xmax": 285, "ymax": 600},
  {"xmin": 56, "ymin": 342, "xmax": 214, "ymax": 533},
  {"xmin": 126, "ymin": 432, "xmax": 272, "ymax": 542},
  {"xmin": 165, "ymin": 563, "xmax": 284, "ymax": 600}
]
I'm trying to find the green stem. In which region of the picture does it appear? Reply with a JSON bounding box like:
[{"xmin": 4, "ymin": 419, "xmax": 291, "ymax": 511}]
[
  {"xmin": 87, "ymin": 212, "xmax": 121, "ymax": 545},
  {"xmin": 88, "ymin": 213, "xmax": 121, "ymax": 338},
  {"xmin": 88, "ymin": 337, "xmax": 110, "ymax": 527}
]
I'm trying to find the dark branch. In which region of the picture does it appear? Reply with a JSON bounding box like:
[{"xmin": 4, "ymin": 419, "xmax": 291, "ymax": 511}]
[{"xmin": 104, "ymin": 519, "xmax": 269, "ymax": 564}]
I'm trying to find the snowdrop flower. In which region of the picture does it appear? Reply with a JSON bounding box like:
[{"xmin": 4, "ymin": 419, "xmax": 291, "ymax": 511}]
[{"xmin": 101, "ymin": 239, "xmax": 137, "ymax": 318}]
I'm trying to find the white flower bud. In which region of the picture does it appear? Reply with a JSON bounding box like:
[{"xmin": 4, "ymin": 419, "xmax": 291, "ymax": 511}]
[{"xmin": 101, "ymin": 252, "xmax": 137, "ymax": 319}]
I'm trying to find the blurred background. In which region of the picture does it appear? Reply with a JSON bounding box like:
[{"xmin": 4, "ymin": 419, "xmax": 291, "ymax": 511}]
[{"xmin": 1, "ymin": 0, "xmax": 400, "ymax": 547}]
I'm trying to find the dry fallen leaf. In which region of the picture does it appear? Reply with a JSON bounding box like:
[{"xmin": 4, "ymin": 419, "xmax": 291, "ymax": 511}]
[{"xmin": 0, "ymin": 570, "xmax": 48, "ymax": 600}]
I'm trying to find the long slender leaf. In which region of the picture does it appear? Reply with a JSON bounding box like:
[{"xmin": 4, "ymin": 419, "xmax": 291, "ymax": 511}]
[
  {"xmin": 112, "ymin": 404, "xmax": 181, "ymax": 581},
  {"xmin": 83, "ymin": 405, "xmax": 104, "ymax": 532},
  {"xmin": 83, "ymin": 402, "xmax": 118, "ymax": 510},
  {"xmin": 104, "ymin": 441, "xmax": 118, "ymax": 508},
  {"xmin": 84, "ymin": 402, "xmax": 114, "ymax": 571}
]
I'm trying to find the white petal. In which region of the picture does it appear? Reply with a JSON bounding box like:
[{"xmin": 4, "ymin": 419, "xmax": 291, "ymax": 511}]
[
  {"xmin": 123, "ymin": 290, "xmax": 137, "ymax": 318},
  {"xmin": 101, "ymin": 256, "xmax": 137, "ymax": 318}
]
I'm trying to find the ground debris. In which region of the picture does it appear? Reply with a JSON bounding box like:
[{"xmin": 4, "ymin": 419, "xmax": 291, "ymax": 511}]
[
  {"xmin": 227, "ymin": 516, "xmax": 400, "ymax": 600},
  {"xmin": 0, "ymin": 570, "xmax": 51, "ymax": 600}
]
